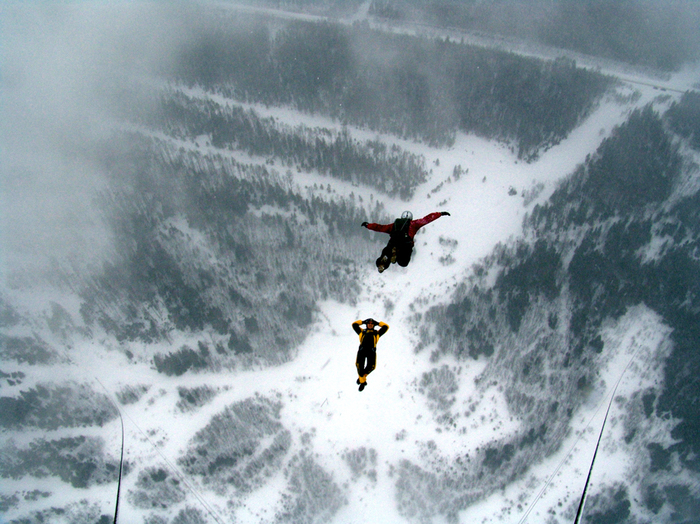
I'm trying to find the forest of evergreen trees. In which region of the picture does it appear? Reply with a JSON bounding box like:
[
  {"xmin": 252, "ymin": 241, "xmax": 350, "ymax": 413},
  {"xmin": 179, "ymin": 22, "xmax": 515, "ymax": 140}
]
[
  {"xmin": 168, "ymin": 14, "xmax": 611, "ymax": 160},
  {"xmin": 6, "ymin": 4, "xmax": 700, "ymax": 523},
  {"xmin": 417, "ymin": 99, "xmax": 700, "ymax": 520},
  {"xmin": 147, "ymin": 89, "xmax": 428, "ymax": 199},
  {"xmin": 666, "ymin": 91, "xmax": 700, "ymax": 151},
  {"xmin": 78, "ymin": 12, "xmax": 617, "ymax": 371},
  {"xmin": 231, "ymin": 1, "xmax": 700, "ymax": 73},
  {"xmin": 368, "ymin": 0, "xmax": 700, "ymax": 72},
  {"xmin": 78, "ymin": 132, "xmax": 386, "ymax": 369}
]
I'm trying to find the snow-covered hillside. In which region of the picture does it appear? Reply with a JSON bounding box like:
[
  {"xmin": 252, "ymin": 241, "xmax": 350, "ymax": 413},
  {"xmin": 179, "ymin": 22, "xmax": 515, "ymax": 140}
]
[{"xmin": 2, "ymin": 3, "xmax": 700, "ymax": 524}]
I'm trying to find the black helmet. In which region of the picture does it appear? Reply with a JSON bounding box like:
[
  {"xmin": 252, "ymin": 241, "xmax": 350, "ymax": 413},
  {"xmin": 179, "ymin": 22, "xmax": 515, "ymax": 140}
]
[
  {"xmin": 401, "ymin": 211, "xmax": 413, "ymax": 220},
  {"xmin": 364, "ymin": 318, "xmax": 377, "ymax": 327}
]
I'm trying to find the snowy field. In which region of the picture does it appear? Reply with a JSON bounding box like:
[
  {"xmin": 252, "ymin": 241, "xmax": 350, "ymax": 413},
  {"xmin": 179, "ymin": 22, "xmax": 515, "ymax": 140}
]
[
  {"xmin": 3, "ymin": 78, "xmax": 683, "ymax": 524},
  {"xmin": 3, "ymin": 2, "xmax": 699, "ymax": 522}
]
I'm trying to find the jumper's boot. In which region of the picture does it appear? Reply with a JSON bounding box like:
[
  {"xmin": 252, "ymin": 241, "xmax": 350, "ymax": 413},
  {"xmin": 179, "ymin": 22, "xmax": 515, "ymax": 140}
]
[
  {"xmin": 358, "ymin": 375, "xmax": 367, "ymax": 391},
  {"xmin": 376, "ymin": 255, "xmax": 389, "ymax": 273},
  {"xmin": 390, "ymin": 246, "xmax": 398, "ymax": 264}
]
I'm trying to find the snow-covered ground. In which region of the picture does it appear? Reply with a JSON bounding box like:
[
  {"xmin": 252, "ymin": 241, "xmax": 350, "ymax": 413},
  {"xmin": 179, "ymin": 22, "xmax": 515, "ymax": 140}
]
[
  {"xmin": 4, "ymin": 2, "xmax": 698, "ymax": 521},
  {"xmin": 13, "ymin": 78, "xmax": 680, "ymax": 524}
]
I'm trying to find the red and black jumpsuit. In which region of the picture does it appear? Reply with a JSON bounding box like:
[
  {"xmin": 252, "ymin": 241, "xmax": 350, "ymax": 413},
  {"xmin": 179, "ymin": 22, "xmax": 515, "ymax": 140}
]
[{"xmin": 364, "ymin": 212, "xmax": 445, "ymax": 267}]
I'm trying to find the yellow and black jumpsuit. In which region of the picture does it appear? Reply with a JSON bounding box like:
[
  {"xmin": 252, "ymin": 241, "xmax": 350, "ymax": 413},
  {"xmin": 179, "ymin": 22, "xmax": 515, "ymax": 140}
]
[{"xmin": 351, "ymin": 319, "xmax": 389, "ymax": 390}]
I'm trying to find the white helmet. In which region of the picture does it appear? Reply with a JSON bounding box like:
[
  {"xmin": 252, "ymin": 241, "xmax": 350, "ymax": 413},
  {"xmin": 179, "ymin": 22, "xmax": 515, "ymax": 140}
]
[{"xmin": 401, "ymin": 211, "xmax": 413, "ymax": 220}]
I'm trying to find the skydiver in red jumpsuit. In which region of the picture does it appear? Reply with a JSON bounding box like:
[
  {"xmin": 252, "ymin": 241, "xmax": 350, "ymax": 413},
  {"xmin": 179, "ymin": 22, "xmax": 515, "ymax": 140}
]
[{"xmin": 361, "ymin": 211, "xmax": 450, "ymax": 272}]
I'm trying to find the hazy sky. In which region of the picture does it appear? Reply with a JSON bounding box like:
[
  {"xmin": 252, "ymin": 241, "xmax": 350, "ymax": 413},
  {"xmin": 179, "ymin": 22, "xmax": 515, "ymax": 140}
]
[
  {"xmin": 0, "ymin": 3, "xmax": 192, "ymax": 283},
  {"xmin": 2, "ymin": 0, "xmax": 697, "ymax": 286}
]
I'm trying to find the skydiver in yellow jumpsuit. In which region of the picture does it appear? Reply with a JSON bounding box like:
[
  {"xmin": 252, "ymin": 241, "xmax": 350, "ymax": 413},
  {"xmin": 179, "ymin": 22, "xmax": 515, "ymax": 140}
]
[{"xmin": 351, "ymin": 318, "xmax": 389, "ymax": 391}]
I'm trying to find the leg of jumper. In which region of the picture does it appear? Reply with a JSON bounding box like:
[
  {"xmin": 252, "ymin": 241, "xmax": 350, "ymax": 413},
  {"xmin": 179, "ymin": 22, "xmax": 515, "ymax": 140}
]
[
  {"xmin": 381, "ymin": 242, "xmax": 395, "ymax": 259},
  {"xmin": 356, "ymin": 347, "xmax": 377, "ymax": 383},
  {"xmin": 365, "ymin": 349, "xmax": 376, "ymax": 376},
  {"xmin": 396, "ymin": 242, "xmax": 414, "ymax": 267},
  {"xmin": 376, "ymin": 241, "xmax": 395, "ymax": 271},
  {"xmin": 356, "ymin": 347, "xmax": 367, "ymax": 381}
]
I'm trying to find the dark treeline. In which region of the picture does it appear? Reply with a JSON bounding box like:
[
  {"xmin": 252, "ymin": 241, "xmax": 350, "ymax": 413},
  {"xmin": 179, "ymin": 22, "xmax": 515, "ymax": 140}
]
[
  {"xmin": 170, "ymin": 15, "xmax": 611, "ymax": 159},
  {"xmin": 240, "ymin": 0, "xmax": 366, "ymax": 17},
  {"xmin": 666, "ymin": 91, "xmax": 700, "ymax": 151},
  {"xmin": 178, "ymin": 396, "xmax": 292, "ymax": 496},
  {"xmin": 369, "ymin": 0, "xmax": 700, "ymax": 72},
  {"xmin": 79, "ymin": 133, "xmax": 384, "ymax": 369},
  {"xmin": 176, "ymin": 393, "xmax": 343, "ymax": 521},
  {"xmin": 149, "ymin": 89, "xmax": 428, "ymax": 199},
  {"xmin": 0, "ymin": 382, "xmax": 116, "ymax": 431},
  {"xmin": 403, "ymin": 100, "xmax": 700, "ymax": 520},
  {"xmin": 0, "ymin": 436, "xmax": 121, "ymax": 490}
]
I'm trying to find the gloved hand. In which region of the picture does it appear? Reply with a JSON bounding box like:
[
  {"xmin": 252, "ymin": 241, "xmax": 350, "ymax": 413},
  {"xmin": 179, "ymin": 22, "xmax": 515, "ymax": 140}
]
[
  {"xmin": 441, "ymin": 211, "xmax": 451, "ymax": 216},
  {"xmin": 361, "ymin": 222, "xmax": 369, "ymax": 227}
]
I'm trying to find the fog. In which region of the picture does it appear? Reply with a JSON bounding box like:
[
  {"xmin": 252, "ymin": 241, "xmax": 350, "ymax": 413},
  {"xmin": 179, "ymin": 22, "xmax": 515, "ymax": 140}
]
[
  {"xmin": 2, "ymin": 0, "xmax": 698, "ymax": 286},
  {"xmin": 2, "ymin": 2, "xmax": 700, "ymax": 523},
  {"xmin": 0, "ymin": 3, "xmax": 193, "ymax": 284},
  {"xmin": 375, "ymin": 0, "xmax": 700, "ymax": 71}
]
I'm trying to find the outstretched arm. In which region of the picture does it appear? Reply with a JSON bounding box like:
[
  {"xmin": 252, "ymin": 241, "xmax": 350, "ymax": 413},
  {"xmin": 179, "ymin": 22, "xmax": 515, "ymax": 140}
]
[
  {"xmin": 362, "ymin": 221, "xmax": 394, "ymax": 234},
  {"xmin": 410, "ymin": 211, "xmax": 449, "ymax": 234}
]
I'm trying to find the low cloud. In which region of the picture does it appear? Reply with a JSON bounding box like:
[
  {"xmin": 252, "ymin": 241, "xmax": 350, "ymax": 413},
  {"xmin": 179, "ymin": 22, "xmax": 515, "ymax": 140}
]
[{"xmin": 0, "ymin": 2, "xmax": 193, "ymax": 284}]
